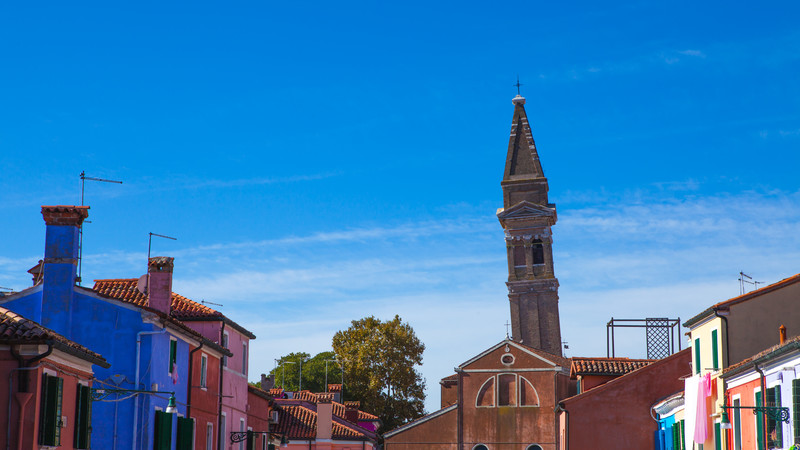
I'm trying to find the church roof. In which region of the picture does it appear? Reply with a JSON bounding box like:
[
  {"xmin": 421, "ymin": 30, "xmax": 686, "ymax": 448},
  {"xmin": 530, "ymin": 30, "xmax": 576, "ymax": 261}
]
[
  {"xmin": 570, "ymin": 357, "xmax": 655, "ymax": 378},
  {"xmin": 458, "ymin": 339, "xmax": 571, "ymax": 370},
  {"xmin": 503, "ymin": 95, "xmax": 545, "ymax": 182}
]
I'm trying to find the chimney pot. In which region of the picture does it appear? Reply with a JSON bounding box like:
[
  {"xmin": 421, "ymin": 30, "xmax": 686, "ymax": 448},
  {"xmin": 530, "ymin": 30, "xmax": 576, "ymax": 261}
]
[{"xmin": 780, "ymin": 325, "xmax": 787, "ymax": 345}]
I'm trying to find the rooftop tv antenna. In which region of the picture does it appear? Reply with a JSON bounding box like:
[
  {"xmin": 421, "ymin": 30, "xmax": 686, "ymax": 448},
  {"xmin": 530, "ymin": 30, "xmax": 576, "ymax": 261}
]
[
  {"xmin": 78, "ymin": 171, "xmax": 122, "ymax": 284},
  {"xmin": 738, "ymin": 271, "xmax": 762, "ymax": 295},
  {"xmin": 200, "ymin": 299, "xmax": 224, "ymax": 307}
]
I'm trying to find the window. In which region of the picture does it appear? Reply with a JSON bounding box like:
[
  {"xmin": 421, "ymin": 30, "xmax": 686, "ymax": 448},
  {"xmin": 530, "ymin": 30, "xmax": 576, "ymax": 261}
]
[
  {"xmin": 526, "ymin": 446, "xmax": 543, "ymax": 450},
  {"xmin": 177, "ymin": 416, "xmax": 194, "ymax": 450},
  {"xmin": 200, "ymin": 354, "xmax": 208, "ymax": 388},
  {"xmin": 247, "ymin": 427, "xmax": 256, "ymax": 450},
  {"xmin": 711, "ymin": 329, "xmax": 719, "ymax": 369},
  {"xmin": 206, "ymin": 423, "xmax": 214, "ymax": 450},
  {"xmin": 476, "ymin": 374, "xmax": 538, "ymax": 408},
  {"xmin": 694, "ymin": 338, "xmax": 701, "ymax": 374},
  {"xmin": 793, "ymin": 380, "xmax": 800, "ymax": 446},
  {"xmin": 498, "ymin": 374, "xmax": 517, "ymax": 406},
  {"xmin": 532, "ymin": 239, "xmax": 544, "ymax": 265},
  {"xmin": 476, "ymin": 377, "xmax": 495, "ymax": 407},
  {"xmin": 222, "ymin": 333, "xmax": 229, "ymax": 367},
  {"xmin": 39, "ymin": 373, "xmax": 64, "ymax": 446},
  {"xmin": 154, "ymin": 410, "xmax": 173, "ymax": 450},
  {"xmin": 472, "ymin": 445, "xmax": 489, "ymax": 450},
  {"xmin": 74, "ymin": 383, "xmax": 92, "ymax": 449},
  {"xmin": 766, "ymin": 386, "xmax": 782, "ymax": 448},
  {"xmin": 513, "ymin": 245, "xmax": 525, "ymax": 269},
  {"xmin": 714, "ymin": 421, "xmax": 721, "ymax": 450},
  {"xmin": 170, "ymin": 338, "xmax": 178, "ymax": 374},
  {"xmin": 239, "ymin": 418, "xmax": 246, "ymax": 450},
  {"xmin": 519, "ymin": 376, "xmax": 539, "ymax": 406},
  {"xmin": 242, "ymin": 342, "xmax": 248, "ymax": 375}
]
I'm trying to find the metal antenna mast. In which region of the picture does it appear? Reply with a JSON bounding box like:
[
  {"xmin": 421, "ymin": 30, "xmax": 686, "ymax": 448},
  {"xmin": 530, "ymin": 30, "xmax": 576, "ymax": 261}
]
[
  {"xmin": 738, "ymin": 271, "xmax": 762, "ymax": 295},
  {"xmin": 78, "ymin": 171, "xmax": 122, "ymax": 284},
  {"xmin": 146, "ymin": 232, "xmax": 177, "ymax": 296}
]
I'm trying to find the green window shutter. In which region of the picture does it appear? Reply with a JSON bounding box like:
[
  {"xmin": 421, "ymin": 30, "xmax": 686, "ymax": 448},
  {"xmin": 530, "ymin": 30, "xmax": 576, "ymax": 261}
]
[
  {"xmin": 711, "ymin": 330, "xmax": 719, "ymax": 369},
  {"xmin": 695, "ymin": 338, "xmax": 701, "ymax": 374},
  {"xmin": 672, "ymin": 423, "xmax": 679, "ymax": 450},
  {"xmin": 794, "ymin": 379, "xmax": 800, "ymax": 444},
  {"xmin": 74, "ymin": 384, "xmax": 92, "ymax": 449},
  {"xmin": 39, "ymin": 374, "xmax": 63, "ymax": 446},
  {"xmin": 714, "ymin": 422, "xmax": 721, "ymax": 450},
  {"xmin": 247, "ymin": 431, "xmax": 256, "ymax": 450},
  {"xmin": 154, "ymin": 410, "xmax": 173, "ymax": 450},
  {"xmin": 770, "ymin": 386, "xmax": 782, "ymax": 447},
  {"xmin": 680, "ymin": 419, "xmax": 686, "ymax": 450},
  {"xmin": 756, "ymin": 391, "xmax": 764, "ymax": 450},
  {"xmin": 176, "ymin": 416, "xmax": 194, "ymax": 450},
  {"xmin": 170, "ymin": 340, "xmax": 178, "ymax": 373}
]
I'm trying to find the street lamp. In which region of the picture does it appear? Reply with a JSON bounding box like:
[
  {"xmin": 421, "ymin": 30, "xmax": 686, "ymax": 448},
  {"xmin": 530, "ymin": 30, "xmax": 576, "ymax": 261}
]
[
  {"xmin": 298, "ymin": 356, "xmax": 309, "ymax": 391},
  {"xmin": 324, "ymin": 359, "xmax": 339, "ymax": 392},
  {"xmin": 92, "ymin": 388, "xmax": 178, "ymax": 414}
]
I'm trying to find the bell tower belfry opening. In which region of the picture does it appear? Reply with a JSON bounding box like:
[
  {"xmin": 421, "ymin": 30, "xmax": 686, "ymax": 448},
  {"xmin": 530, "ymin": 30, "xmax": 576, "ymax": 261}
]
[{"xmin": 497, "ymin": 94, "xmax": 563, "ymax": 356}]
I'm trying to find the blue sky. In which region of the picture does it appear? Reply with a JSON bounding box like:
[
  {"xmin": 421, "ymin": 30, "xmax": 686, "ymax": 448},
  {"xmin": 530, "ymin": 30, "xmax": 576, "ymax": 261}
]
[{"xmin": 1, "ymin": 1, "xmax": 799, "ymax": 413}]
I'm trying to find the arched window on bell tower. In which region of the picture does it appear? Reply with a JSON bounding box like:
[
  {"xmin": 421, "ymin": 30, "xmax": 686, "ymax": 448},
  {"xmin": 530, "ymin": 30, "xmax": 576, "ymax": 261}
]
[{"xmin": 532, "ymin": 239, "xmax": 544, "ymax": 265}]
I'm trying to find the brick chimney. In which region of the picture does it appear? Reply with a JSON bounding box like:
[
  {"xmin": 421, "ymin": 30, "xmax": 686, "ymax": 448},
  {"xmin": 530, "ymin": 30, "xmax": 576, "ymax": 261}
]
[
  {"xmin": 344, "ymin": 401, "xmax": 360, "ymax": 424},
  {"xmin": 328, "ymin": 384, "xmax": 342, "ymax": 403},
  {"xmin": 39, "ymin": 206, "xmax": 89, "ymax": 329},
  {"xmin": 316, "ymin": 393, "xmax": 334, "ymax": 441},
  {"xmin": 147, "ymin": 257, "xmax": 174, "ymax": 314},
  {"xmin": 261, "ymin": 373, "xmax": 275, "ymax": 391}
]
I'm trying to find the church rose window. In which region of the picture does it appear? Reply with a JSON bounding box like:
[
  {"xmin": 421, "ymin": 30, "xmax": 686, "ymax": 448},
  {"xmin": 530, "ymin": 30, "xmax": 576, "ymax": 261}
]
[{"xmin": 476, "ymin": 377, "xmax": 495, "ymax": 407}]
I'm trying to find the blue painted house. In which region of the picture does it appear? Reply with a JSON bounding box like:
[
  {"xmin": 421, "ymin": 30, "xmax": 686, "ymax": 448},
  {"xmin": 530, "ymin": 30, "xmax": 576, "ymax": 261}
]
[{"xmin": 0, "ymin": 205, "xmax": 227, "ymax": 450}]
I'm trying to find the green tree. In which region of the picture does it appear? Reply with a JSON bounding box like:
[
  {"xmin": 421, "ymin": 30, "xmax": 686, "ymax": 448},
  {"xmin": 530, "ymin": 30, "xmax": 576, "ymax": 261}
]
[
  {"xmin": 332, "ymin": 315, "xmax": 426, "ymax": 432},
  {"xmin": 269, "ymin": 351, "xmax": 342, "ymax": 393}
]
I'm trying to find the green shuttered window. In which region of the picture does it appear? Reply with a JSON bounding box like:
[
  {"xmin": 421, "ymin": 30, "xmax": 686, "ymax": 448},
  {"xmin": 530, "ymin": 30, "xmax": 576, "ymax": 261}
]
[
  {"xmin": 695, "ymin": 338, "xmax": 701, "ymax": 374},
  {"xmin": 711, "ymin": 329, "xmax": 719, "ymax": 370},
  {"xmin": 170, "ymin": 339, "xmax": 178, "ymax": 373},
  {"xmin": 793, "ymin": 379, "xmax": 800, "ymax": 445},
  {"xmin": 154, "ymin": 410, "xmax": 173, "ymax": 450},
  {"xmin": 177, "ymin": 416, "xmax": 194, "ymax": 450},
  {"xmin": 39, "ymin": 373, "xmax": 64, "ymax": 446},
  {"xmin": 74, "ymin": 383, "xmax": 92, "ymax": 449},
  {"xmin": 767, "ymin": 386, "xmax": 782, "ymax": 448}
]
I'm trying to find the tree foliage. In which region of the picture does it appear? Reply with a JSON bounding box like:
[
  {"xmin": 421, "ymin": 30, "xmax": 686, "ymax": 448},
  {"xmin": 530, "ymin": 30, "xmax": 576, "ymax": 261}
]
[
  {"xmin": 332, "ymin": 315, "xmax": 426, "ymax": 432},
  {"xmin": 268, "ymin": 351, "xmax": 342, "ymax": 393}
]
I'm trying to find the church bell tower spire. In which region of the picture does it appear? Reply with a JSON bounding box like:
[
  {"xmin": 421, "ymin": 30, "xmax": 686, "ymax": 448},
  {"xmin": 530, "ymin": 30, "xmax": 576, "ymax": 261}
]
[{"xmin": 497, "ymin": 94, "xmax": 562, "ymax": 356}]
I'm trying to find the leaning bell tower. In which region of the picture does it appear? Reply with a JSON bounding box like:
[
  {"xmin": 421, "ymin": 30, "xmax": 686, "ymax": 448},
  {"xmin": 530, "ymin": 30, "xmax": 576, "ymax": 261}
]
[{"xmin": 497, "ymin": 94, "xmax": 563, "ymax": 356}]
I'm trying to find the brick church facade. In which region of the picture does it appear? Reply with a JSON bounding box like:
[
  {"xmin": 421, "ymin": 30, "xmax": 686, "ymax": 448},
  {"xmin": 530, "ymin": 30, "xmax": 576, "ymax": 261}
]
[{"xmin": 384, "ymin": 95, "xmax": 574, "ymax": 450}]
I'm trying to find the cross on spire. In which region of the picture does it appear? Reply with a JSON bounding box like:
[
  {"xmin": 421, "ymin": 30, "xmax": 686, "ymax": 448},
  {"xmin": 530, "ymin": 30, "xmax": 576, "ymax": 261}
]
[
  {"xmin": 505, "ymin": 321, "xmax": 511, "ymax": 339},
  {"xmin": 514, "ymin": 76, "xmax": 523, "ymax": 96}
]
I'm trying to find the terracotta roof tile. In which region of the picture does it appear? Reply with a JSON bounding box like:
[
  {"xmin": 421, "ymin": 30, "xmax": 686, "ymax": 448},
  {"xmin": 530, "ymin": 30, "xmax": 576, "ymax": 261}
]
[
  {"xmin": 93, "ymin": 278, "xmax": 254, "ymax": 338},
  {"xmin": 272, "ymin": 402, "xmax": 370, "ymax": 440},
  {"xmin": 284, "ymin": 391, "xmax": 379, "ymax": 421},
  {"xmin": 570, "ymin": 357, "xmax": 655, "ymax": 377},
  {"xmin": 0, "ymin": 306, "xmax": 109, "ymax": 368}
]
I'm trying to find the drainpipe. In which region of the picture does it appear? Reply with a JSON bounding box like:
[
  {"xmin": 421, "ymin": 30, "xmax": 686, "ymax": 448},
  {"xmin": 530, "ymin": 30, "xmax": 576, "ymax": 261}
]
[
  {"xmin": 455, "ymin": 366, "xmax": 463, "ymax": 450},
  {"xmin": 218, "ymin": 322, "xmax": 227, "ymax": 450},
  {"xmin": 755, "ymin": 363, "xmax": 767, "ymax": 449},
  {"xmin": 134, "ymin": 328, "xmax": 167, "ymax": 450},
  {"xmin": 187, "ymin": 341, "xmax": 204, "ymax": 420},
  {"xmin": 7, "ymin": 343, "xmax": 52, "ymax": 450}
]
